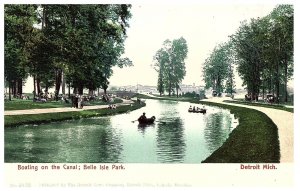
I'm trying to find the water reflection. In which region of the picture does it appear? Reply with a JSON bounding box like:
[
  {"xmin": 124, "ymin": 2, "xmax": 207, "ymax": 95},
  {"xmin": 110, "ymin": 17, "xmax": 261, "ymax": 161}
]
[
  {"xmin": 5, "ymin": 118, "xmax": 123, "ymax": 163},
  {"xmin": 156, "ymin": 118, "xmax": 186, "ymax": 163},
  {"xmin": 137, "ymin": 124, "xmax": 155, "ymax": 135},
  {"xmin": 5, "ymin": 99, "xmax": 237, "ymax": 163},
  {"xmin": 203, "ymin": 112, "xmax": 232, "ymax": 152}
]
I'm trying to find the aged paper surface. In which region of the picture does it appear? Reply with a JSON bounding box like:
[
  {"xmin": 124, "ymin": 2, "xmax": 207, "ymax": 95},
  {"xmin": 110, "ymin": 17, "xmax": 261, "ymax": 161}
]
[{"xmin": 2, "ymin": 0, "xmax": 298, "ymax": 189}]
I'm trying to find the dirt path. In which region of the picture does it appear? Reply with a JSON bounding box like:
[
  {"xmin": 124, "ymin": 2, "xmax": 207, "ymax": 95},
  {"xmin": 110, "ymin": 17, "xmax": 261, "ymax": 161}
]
[
  {"xmin": 202, "ymin": 97, "xmax": 294, "ymax": 163},
  {"xmin": 4, "ymin": 99, "xmax": 134, "ymax": 116}
]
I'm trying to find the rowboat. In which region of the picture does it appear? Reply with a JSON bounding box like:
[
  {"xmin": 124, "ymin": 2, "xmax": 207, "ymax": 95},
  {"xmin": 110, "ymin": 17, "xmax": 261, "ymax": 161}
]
[
  {"xmin": 138, "ymin": 116, "xmax": 156, "ymax": 124},
  {"xmin": 188, "ymin": 108, "xmax": 206, "ymax": 114}
]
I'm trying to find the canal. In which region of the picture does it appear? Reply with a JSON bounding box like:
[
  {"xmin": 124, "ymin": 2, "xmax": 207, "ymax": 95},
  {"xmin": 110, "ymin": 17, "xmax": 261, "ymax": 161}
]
[{"xmin": 5, "ymin": 99, "xmax": 238, "ymax": 163}]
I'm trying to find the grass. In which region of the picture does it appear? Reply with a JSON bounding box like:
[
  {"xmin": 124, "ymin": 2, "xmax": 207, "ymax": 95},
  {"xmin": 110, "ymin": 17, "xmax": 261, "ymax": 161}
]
[
  {"xmin": 5, "ymin": 101, "xmax": 145, "ymax": 127},
  {"xmin": 4, "ymin": 98, "xmax": 123, "ymax": 110},
  {"xmin": 198, "ymin": 101, "xmax": 280, "ymax": 163},
  {"xmin": 224, "ymin": 100, "xmax": 294, "ymax": 113}
]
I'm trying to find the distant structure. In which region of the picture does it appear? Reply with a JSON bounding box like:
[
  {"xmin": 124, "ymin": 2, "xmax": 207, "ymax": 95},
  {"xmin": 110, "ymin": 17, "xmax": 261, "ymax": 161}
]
[{"xmin": 114, "ymin": 84, "xmax": 204, "ymax": 96}]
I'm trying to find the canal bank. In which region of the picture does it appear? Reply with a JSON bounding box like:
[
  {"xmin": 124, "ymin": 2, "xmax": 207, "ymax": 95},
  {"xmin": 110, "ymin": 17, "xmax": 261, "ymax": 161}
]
[
  {"xmin": 4, "ymin": 101, "xmax": 145, "ymax": 127},
  {"xmin": 199, "ymin": 101, "xmax": 280, "ymax": 163},
  {"xmin": 201, "ymin": 97, "xmax": 293, "ymax": 163}
]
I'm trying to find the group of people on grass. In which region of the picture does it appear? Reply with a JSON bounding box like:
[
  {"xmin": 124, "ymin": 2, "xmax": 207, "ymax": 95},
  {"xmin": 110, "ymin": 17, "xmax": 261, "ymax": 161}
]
[
  {"xmin": 33, "ymin": 91, "xmax": 54, "ymax": 102},
  {"xmin": 71, "ymin": 94, "xmax": 83, "ymax": 109}
]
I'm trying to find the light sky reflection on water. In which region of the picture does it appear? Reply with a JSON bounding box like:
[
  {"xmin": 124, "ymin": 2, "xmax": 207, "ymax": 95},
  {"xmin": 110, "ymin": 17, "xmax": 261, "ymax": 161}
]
[{"xmin": 5, "ymin": 99, "xmax": 238, "ymax": 163}]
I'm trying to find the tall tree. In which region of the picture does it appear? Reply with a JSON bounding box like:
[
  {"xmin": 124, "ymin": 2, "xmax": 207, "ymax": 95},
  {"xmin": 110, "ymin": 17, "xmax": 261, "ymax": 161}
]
[
  {"xmin": 5, "ymin": 4, "xmax": 133, "ymax": 99},
  {"xmin": 269, "ymin": 5, "xmax": 293, "ymax": 102},
  {"xmin": 153, "ymin": 48, "xmax": 168, "ymax": 96},
  {"xmin": 4, "ymin": 5, "xmax": 37, "ymax": 100},
  {"xmin": 172, "ymin": 37, "xmax": 188, "ymax": 97},
  {"xmin": 203, "ymin": 43, "xmax": 231, "ymax": 95},
  {"xmin": 231, "ymin": 5, "xmax": 293, "ymax": 102},
  {"xmin": 154, "ymin": 37, "xmax": 188, "ymax": 97}
]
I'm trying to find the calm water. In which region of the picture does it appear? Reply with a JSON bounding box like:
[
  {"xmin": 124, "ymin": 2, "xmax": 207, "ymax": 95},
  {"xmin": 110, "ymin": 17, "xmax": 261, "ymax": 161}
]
[{"xmin": 5, "ymin": 99, "xmax": 238, "ymax": 163}]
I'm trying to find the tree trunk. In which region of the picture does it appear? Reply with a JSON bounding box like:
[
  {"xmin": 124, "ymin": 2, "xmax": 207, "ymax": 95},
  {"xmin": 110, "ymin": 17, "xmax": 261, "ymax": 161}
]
[
  {"xmin": 8, "ymin": 82, "xmax": 12, "ymax": 101},
  {"xmin": 78, "ymin": 85, "xmax": 83, "ymax": 95},
  {"xmin": 168, "ymin": 80, "xmax": 171, "ymax": 97},
  {"xmin": 12, "ymin": 80, "xmax": 16, "ymax": 97},
  {"xmin": 73, "ymin": 87, "xmax": 78, "ymax": 94},
  {"xmin": 36, "ymin": 77, "xmax": 41, "ymax": 95},
  {"xmin": 55, "ymin": 69, "xmax": 62, "ymax": 101},
  {"xmin": 88, "ymin": 89, "xmax": 93, "ymax": 96},
  {"xmin": 61, "ymin": 71, "xmax": 65, "ymax": 95},
  {"xmin": 17, "ymin": 78, "xmax": 23, "ymax": 95},
  {"xmin": 13, "ymin": 80, "xmax": 17, "ymax": 97},
  {"xmin": 68, "ymin": 82, "xmax": 71, "ymax": 98},
  {"xmin": 33, "ymin": 75, "xmax": 36, "ymax": 99},
  {"xmin": 276, "ymin": 38, "xmax": 281, "ymax": 104},
  {"xmin": 284, "ymin": 59, "xmax": 288, "ymax": 103},
  {"xmin": 176, "ymin": 87, "xmax": 179, "ymax": 98},
  {"xmin": 262, "ymin": 82, "xmax": 265, "ymax": 100},
  {"xmin": 104, "ymin": 87, "xmax": 107, "ymax": 95}
]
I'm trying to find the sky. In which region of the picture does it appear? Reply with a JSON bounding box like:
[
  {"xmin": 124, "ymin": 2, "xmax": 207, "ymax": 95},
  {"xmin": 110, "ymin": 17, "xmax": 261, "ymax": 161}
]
[{"xmin": 109, "ymin": 4, "xmax": 277, "ymax": 87}]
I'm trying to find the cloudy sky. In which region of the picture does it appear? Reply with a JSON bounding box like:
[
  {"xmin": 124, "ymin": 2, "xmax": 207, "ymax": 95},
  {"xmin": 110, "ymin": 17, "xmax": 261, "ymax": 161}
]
[{"xmin": 109, "ymin": 3, "xmax": 277, "ymax": 87}]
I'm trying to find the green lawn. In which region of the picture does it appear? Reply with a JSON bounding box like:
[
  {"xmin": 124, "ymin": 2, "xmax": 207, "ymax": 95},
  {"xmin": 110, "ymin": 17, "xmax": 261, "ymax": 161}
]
[
  {"xmin": 5, "ymin": 101, "xmax": 145, "ymax": 127},
  {"xmin": 224, "ymin": 100, "xmax": 293, "ymax": 113},
  {"xmin": 4, "ymin": 98, "xmax": 123, "ymax": 110},
  {"xmin": 198, "ymin": 101, "xmax": 280, "ymax": 163}
]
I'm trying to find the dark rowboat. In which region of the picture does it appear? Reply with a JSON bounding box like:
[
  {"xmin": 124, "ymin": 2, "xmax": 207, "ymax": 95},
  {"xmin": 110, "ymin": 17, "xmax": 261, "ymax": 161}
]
[
  {"xmin": 138, "ymin": 116, "xmax": 156, "ymax": 124},
  {"xmin": 188, "ymin": 108, "xmax": 206, "ymax": 114}
]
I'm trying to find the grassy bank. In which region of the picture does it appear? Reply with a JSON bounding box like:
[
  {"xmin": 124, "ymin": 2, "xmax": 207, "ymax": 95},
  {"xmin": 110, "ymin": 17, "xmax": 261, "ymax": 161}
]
[
  {"xmin": 4, "ymin": 98, "xmax": 122, "ymax": 110},
  {"xmin": 5, "ymin": 101, "xmax": 145, "ymax": 127},
  {"xmin": 199, "ymin": 101, "xmax": 279, "ymax": 163},
  {"xmin": 224, "ymin": 100, "xmax": 293, "ymax": 113}
]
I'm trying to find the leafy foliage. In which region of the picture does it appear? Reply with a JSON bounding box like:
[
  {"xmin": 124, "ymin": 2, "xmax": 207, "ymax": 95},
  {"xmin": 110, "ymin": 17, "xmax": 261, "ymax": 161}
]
[
  {"xmin": 203, "ymin": 42, "xmax": 234, "ymax": 94},
  {"xmin": 4, "ymin": 4, "xmax": 133, "ymax": 100},
  {"xmin": 153, "ymin": 37, "xmax": 188, "ymax": 96}
]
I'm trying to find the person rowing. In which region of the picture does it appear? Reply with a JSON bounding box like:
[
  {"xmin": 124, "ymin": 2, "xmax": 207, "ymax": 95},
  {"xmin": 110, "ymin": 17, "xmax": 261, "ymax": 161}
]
[{"xmin": 138, "ymin": 112, "xmax": 147, "ymax": 121}]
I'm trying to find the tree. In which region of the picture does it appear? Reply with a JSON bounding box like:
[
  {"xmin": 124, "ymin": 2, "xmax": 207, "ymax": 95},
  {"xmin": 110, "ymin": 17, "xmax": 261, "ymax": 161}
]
[
  {"xmin": 203, "ymin": 42, "xmax": 231, "ymax": 95},
  {"xmin": 172, "ymin": 37, "xmax": 188, "ymax": 97},
  {"xmin": 269, "ymin": 5, "xmax": 293, "ymax": 102},
  {"xmin": 231, "ymin": 18, "xmax": 270, "ymax": 101},
  {"xmin": 4, "ymin": 5, "xmax": 37, "ymax": 100},
  {"xmin": 231, "ymin": 5, "xmax": 293, "ymax": 102},
  {"xmin": 153, "ymin": 48, "xmax": 168, "ymax": 96},
  {"xmin": 153, "ymin": 37, "xmax": 188, "ymax": 97},
  {"xmin": 5, "ymin": 4, "xmax": 133, "ymax": 99}
]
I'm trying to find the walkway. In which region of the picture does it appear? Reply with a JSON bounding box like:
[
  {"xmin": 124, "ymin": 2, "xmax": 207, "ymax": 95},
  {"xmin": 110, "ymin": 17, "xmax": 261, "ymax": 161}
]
[
  {"xmin": 202, "ymin": 97, "xmax": 294, "ymax": 163},
  {"xmin": 4, "ymin": 99, "xmax": 134, "ymax": 116}
]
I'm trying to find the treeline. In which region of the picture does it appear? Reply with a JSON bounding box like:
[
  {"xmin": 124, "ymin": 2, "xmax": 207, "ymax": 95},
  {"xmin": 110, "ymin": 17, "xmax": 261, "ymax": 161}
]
[
  {"xmin": 203, "ymin": 5, "xmax": 293, "ymax": 103},
  {"xmin": 4, "ymin": 4, "xmax": 132, "ymax": 101},
  {"xmin": 153, "ymin": 37, "xmax": 188, "ymax": 97},
  {"xmin": 203, "ymin": 42, "xmax": 235, "ymax": 95}
]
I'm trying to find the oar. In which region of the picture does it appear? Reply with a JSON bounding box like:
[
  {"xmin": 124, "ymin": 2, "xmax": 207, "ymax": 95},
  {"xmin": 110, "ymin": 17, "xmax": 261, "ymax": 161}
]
[
  {"xmin": 131, "ymin": 120, "xmax": 138, "ymax": 123},
  {"xmin": 156, "ymin": 121, "xmax": 166, "ymax": 124}
]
